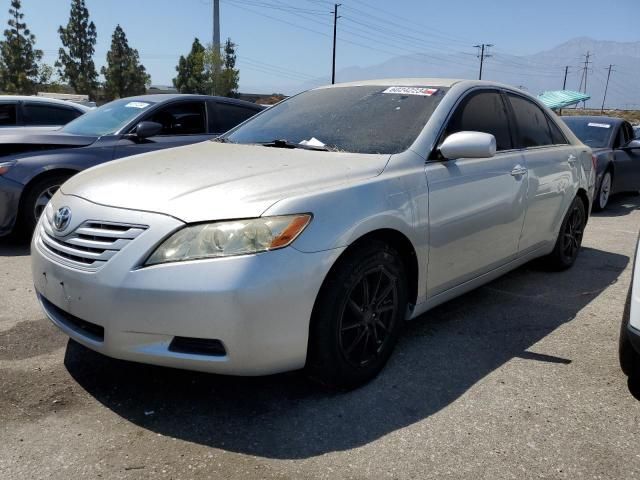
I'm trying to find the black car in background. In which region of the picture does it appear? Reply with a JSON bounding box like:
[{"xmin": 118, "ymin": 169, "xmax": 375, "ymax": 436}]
[
  {"xmin": 562, "ymin": 115, "xmax": 640, "ymax": 210},
  {"xmin": 0, "ymin": 94, "xmax": 264, "ymax": 236}
]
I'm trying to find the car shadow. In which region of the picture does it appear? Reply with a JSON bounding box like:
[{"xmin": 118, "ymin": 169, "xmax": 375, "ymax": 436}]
[
  {"xmin": 593, "ymin": 193, "xmax": 640, "ymax": 217},
  {"xmin": 0, "ymin": 233, "xmax": 30, "ymax": 257},
  {"xmin": 64, "ymin": 246, "xmax": 628, "ymax": 459}
]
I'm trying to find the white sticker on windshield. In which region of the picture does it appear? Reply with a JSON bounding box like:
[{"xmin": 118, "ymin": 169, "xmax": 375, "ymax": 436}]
[
  {"xmin": 382, "ymin": 86, "xmax": 438, "ymax": 96},
  {"xmin": 125, "ymin": 101, "xmax": 150, "ymax": 109},
  {"xmin": 587, "ymin": 122, "xmax": 611, "ymax": 128}
]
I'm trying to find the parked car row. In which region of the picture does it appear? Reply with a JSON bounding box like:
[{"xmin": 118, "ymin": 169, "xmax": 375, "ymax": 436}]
[
  {"xmin": 21, "ymin": 79, "xmax": 599, "ymax": 388},
  {"xmin": 0, "ymin": 94, "xmax": 264, "ymax": 236}
]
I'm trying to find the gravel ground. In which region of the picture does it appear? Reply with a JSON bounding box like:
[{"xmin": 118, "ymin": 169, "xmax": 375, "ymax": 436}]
[{"xmin": 1, "ymin": 195, "xmax": 640, "ymax": 480}]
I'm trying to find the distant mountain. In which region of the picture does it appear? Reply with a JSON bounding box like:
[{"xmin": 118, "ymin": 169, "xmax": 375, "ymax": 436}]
[{"xmin": 296, "ymin": 37, "xmax": 640, "ymax": 109}]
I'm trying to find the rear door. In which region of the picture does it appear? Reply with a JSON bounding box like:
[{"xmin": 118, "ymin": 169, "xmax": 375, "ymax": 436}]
[
  {"xmin": 113, "ymin": 99, "xmax": 214, "ymax": 159},
  {"xmin": 211, "ymin": 101, "xmax": 262, "ymax": 136},
  {"xmin": 425, "ymin": 89, "xmax": 528, "ymax": 296},
  {"xmin": 612, "ymin": 122, "xmax": 640, "ymax": 192},
  {"xmin": 505, "ymin": 92, "xmax": 578, "ymax": 254}
]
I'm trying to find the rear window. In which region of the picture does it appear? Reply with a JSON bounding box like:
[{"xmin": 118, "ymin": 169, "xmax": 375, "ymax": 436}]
[
  {"xmin": 23, "ymin": 103, "xmax": 81, "ymax": 126},
  {"xmin": 562, "ymin": 117, "xmax": 613, "ymax": 148},
  {"xmin": 225, "ymin": 85, "xmax": 448, "ymax": 154}
]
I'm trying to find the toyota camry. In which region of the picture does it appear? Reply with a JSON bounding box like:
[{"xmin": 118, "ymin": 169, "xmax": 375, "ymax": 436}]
[{"xmin": 32, "ymin": 79, "xmax": 595, "ymax": 388}]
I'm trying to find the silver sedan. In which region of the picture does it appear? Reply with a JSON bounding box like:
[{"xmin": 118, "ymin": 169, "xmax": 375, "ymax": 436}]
[{"xmin": 31, "ymin": 79, "xmax": 595, "ymax": 388}]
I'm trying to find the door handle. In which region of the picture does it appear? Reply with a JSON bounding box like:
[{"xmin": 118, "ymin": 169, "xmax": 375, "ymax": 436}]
[
  {"xmin": 510, "ymin": 165, "xmax": 528, "ymax": 176},
  {"xmin": 567, "ymin": 154, "xmax": 578, "ymax": 165}
]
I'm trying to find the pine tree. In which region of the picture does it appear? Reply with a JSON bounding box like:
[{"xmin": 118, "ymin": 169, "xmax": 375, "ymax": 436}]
[
  {"xmin": 202, "ymin": 38, "xmax": 239, "ymax": 97},
  {"xmin": 221, "ymin": 38, "xmax": 239, "ymax": 97},
  {"xmin": 173, "ymin": 38, "xmax": 207, "ymax": 94},
  {"xmin": 101, "ymin": 25, "xmax": 150, "ymax": 100},
  {"xmin": 56, "ymin": 0, "xmax": 98, "ymax": 99},
  {"xmin": 0, "ymin": 0, "xmax": 42, "ymax": 94}
]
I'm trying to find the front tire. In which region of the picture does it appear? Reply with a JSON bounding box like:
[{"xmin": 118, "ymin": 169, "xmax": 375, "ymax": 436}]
[
  {"xmin": 620, "ymin": 284, "xmax": 640, "ymax": 379},
  {"xmin": 19, "ymin": 173, "xmax": 71, "ymax": 234},
  {"xmin": 306, "ymin": 241, "xmax": 408, "ymax": 389},
  {"xmin": 594, "ymin": 170, "xmax": 612, "ymax": 211},
  {"xmin": 544, "ymin": 196, "xmax": 586, "ymax": 270}
]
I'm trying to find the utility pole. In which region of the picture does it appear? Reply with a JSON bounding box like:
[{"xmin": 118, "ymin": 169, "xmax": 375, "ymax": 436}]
[
  {"xmin": 601, "ymin": 64, "xmax": 615, "ymax": 113},
  {"xmin": 562, "ymin": 66, "xmax": 569, "ymax": 90},
  {"xmin": 212, "ymin": 0, "xmax": 221, "ymax": 96},
  {"xmin": 213, "ymin": 0, "xmax": 220, "ymax": 52},
  {"xmin": 331, "ymin": 3, "xmax": 341, "ymax": 84},
  {"xmin": 473, "ymin": 43, "xmax": 493, "ymax": 80},
  {"xmin": 577, "ymin": 51, "xmax": 592, "ymax": 108}
]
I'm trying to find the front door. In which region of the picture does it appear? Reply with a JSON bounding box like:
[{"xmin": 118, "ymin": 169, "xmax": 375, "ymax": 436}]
[
  {"xmin": 113, "ymin": 100, "xmax": 214, "ymax": 159},
  {"xmin": 426, "ymin": 89, "xmax": 527, "ymax": 297},
  {"xmin": 613, "ymin": 122, "xmax": 640, "ymax": 192}
]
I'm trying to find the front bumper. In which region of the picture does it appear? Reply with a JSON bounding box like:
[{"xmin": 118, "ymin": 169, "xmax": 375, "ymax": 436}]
[
  {"xmin": 0, "ymin": 176, "xmax": 23, "ymax": 236},
  {"xmin": 32, "ymin": 193, "xmax": 344, "ymax": 375}
]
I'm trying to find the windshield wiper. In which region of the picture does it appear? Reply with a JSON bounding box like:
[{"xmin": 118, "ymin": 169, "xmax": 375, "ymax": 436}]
[
  {"xmin": 260, "ymin": 139, "xmax": 329, "ymax": 151},
  {"xmin": 212, "ymin": 137, "xmax": 235, "ymax": 143}
]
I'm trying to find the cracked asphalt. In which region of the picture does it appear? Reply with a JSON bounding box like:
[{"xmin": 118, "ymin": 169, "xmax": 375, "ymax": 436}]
[{"xmin": 1, "ymin": 194, "xmax": 640, "ymax": 479}]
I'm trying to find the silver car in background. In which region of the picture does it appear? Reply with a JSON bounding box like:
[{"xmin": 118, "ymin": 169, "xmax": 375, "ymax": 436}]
[{"xmin": 31, "ymin": 79, "xmax": 595, "ymax": 388}]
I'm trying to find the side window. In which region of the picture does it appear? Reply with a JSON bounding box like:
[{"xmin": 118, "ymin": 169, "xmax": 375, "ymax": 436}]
[
  {"xmin": 0, "ymin": 103, "xmax": 17, "ymax": 126},
  {"xmin": 215, "ymin": 103, "xmax": 259, "ymax": 133},
  {"xmin": 445, "ymin": 91, "xmax": 512, "ymax": 151},
  {"xmin": 613, "ymin": 125, "xmax": 628, "ymax": 149},
  {"xmin": 506, "ymin": 94, "xmax": 553, "ymax": 148},
  {"xmin": 147, "ymin": 102, "xmax": 207, "ymax": 135},
  {"xmin": 547, "ymin": 117, "xmax": 568, "ymax": 145},
  {"xmin": 23, "ymin": 104, "xmax": 81, "ymax": 126}
]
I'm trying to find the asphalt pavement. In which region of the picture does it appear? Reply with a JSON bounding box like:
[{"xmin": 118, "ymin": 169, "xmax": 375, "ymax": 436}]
[{"xmin": 1, "ymin": 194, "xmax": 640, "ymax": 479}]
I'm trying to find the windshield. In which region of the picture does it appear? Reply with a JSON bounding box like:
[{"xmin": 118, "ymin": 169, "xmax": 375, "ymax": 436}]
[
  {"xmin": 225, "ymin": 85, "xmax": 448, "ymax": 154},
  {"xmin": 62, "ymin": 98, "xmax": 155, "ymax": 136},
  {"xmin": 562, "ymin": 117, "xmax": 614, "ymax": 148}
]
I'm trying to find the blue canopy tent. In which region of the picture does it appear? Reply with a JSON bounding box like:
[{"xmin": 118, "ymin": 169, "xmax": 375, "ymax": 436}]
[{"xmin": 537, "ymin": 90, "xmax": 590, "ymax": 110}]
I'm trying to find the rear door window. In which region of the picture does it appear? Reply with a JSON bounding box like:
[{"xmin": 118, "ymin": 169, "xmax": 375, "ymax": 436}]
[
  {"xmin": 215, "ymin": 103, "xmax": 259, "ymax": 133},
  {"xmin": 146, "ymin": 101, "xmax": 207, "ymax": 135},
  {"xmin": 547, "ymin": 118, "xmax": 568, "ymax": 145},
  {"xmin": 23, "ymin": 103, "xmax": 82, "ymax": 126},
  {"xmin": 444, "ymin": 90, "xmax": 513, "ymax": 151},
  {"xmin": 0, "ymin": 103, "xmax": 17, "ymax": 126},
  {"xmin": 506, "ymin": 94, "xmax": 553, "ymax": 148}
]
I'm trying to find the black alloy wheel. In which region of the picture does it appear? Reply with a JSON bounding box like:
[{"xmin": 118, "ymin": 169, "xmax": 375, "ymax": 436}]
[{"xmin": 338, "ymin": 265, "xmax": 399, "ymax": 368}]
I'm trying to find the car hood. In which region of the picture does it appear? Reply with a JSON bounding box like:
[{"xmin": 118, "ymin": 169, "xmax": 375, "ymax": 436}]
[
  {"xmin": 62, "ymin": 141, "xmax": 390, "ymax": 222},
  {"xmin": 0, "ymin": 131, "xmax": 98, "ymax": 158}
]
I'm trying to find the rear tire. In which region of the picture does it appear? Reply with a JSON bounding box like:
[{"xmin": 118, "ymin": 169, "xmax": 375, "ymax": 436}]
[
  {"xmin": 306, "ymin": 240, "xmax": 408, "ymax": 389},
  {"xmin": 544, "ymin": 196, "xmax": 586, "ymax": 271},
  {"xmin": 18, "ymin": 173, "xmax": 71, "ymax": 235}
]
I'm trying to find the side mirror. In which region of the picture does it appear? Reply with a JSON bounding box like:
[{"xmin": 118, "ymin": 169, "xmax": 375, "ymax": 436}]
[
  {"xmin": 439, "ymin": 131, "xmax": 496, "ymax": 160},
  {"xmin": 134, "ymin": 121, "xmax": 162, "ymax": 139},
  {"xmin": 623, "ymin": 139, "xmax": 640, "ymax": 150}
]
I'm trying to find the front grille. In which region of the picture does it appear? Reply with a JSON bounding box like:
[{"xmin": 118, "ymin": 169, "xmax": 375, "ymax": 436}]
[
  {"xmin": 38, "ymin": 216, "xmax": 147, "ymax": 271},
  {"xmin": 40, "ymin": 294, "xmax": 104, "ymax": 342}
]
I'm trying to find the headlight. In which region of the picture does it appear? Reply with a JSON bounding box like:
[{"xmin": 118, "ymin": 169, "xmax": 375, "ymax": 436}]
[
  {"xmin": 145, "ymin": 214, "xmax": 312, "ymax": 266},
  {"xmin": 0, "ymin": 161, "xmax": 16, "ymax": 175}
]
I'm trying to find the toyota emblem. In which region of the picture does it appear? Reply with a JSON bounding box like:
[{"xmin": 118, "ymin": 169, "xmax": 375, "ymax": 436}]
[{"xmin": 53, "ymin": 206, "xmax": 72, "ymax": 232}]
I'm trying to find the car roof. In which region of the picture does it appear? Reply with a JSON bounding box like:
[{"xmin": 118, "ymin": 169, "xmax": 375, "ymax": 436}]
[
  {"xmin": 316, "ymin": 78, "xmax": 463, "ymax": 89},
  {"xmin": 0, "ymin": 95, "xmax": 91, "ymax": 111},
  {"xmin": 119, "ymin": 94, "xmax": 264, "ymax": 109},
  {"xmin": 560, "ymin": 115, "xmax": 625, "ymax": 125}
]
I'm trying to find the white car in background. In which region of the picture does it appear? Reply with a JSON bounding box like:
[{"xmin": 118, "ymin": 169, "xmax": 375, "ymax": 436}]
[{"xmin": 0, "ymin": 95, "xmax": 90, "ymax": 134}]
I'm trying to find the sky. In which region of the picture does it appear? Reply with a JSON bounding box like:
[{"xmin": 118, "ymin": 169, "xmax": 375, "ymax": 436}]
[{"xmin": 15, "ymin": 0, "xmax": 639, "ymax": 94}]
